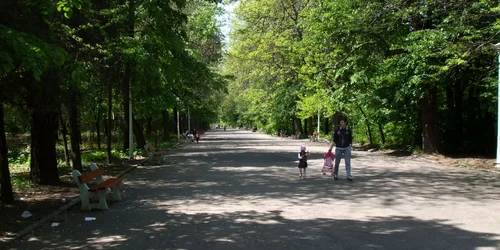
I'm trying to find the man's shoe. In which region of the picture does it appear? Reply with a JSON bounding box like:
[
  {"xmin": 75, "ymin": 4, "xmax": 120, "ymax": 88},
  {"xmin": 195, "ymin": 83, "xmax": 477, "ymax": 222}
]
[
  {"xmin": 334, "ymin": 175, "xmax": 338, "ymax": 180},
  {"xmin": 347, "ymin": 177, "xmax": 353, "ymax": 182}
]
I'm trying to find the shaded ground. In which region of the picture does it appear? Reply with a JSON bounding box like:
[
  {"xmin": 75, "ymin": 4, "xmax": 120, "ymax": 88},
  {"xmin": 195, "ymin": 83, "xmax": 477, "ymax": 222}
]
[
  {"xmin": 1, "ymin": 130, "xmax": 499, "ymax": 248},
  {"xmin": 0, "ymin": 159, "xmax": 145, "ymax": 242}
]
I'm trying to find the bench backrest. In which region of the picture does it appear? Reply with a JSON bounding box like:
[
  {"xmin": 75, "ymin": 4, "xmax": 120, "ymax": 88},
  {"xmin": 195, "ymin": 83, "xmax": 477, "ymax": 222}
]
[{"xmin": 78, "ymin": 167, "xmax": 105, "ymax": 183}]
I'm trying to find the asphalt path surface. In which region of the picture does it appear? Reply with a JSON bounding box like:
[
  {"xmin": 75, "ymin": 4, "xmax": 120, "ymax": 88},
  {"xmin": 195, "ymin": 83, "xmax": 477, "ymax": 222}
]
[{"xmin": 6, "ymin": 129, "xmax": 500, "ymax": 250}]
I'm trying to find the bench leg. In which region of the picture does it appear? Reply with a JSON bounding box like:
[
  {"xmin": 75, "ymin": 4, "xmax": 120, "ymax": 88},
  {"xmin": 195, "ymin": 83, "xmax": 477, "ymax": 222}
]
[
  {"xmin": 109, "ymin": 186, "xmax": 122, "ymax": 201},
  {"xmin": 81, "ymin": 192, "xmax": 103, "ymax": 211},
  {"xmin": 98, "ymin": 190, "xmax": 109, "ymax": 210},
  {"xmin": 81, "ymin": 191, "xmax": 92, "ymax": 211}
]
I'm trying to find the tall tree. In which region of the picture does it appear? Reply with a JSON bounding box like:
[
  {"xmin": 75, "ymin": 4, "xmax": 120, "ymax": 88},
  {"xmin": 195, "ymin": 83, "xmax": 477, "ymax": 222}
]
[{"xmin": 0, "ymin": 103, "xmax": 14, "ymax": 203}]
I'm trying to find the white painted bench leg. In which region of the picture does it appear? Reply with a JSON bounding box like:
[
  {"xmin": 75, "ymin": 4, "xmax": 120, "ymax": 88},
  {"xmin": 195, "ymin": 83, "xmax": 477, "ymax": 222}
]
[
  {"xmin": 109, "ymin": 186, "xmax": 122, "ymax": 201},
  {"xmin": 73, "ymin": 170, "xmax": 93, "ymax": 211},
  {"xmin": 81, "ymin": 191, "xmax": 91, "ymax": 211},
  {"xmin": 98, "ymin": 190, "xmax": 109, "ymax": 210}
]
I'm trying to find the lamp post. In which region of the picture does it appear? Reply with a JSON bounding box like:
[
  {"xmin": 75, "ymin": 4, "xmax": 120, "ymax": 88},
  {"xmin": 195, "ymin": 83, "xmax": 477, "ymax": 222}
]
[
  {"xmin": 176, "ymin": 98, "xmax": 180, "ymax": 140},
  {"xmin": 317, "ymin": 108, "xmax": 320, "ymax": 138},
  {"xmin": 495, "ymin": 42, "xmax": 500, "ymax": 167},
  {"xmin": 188, "ymin": 106, "xmax": 191, "ymax": 132},
  {"xmin": 129, "ymin": 80, "xmax": 133, "ymax": 160}
]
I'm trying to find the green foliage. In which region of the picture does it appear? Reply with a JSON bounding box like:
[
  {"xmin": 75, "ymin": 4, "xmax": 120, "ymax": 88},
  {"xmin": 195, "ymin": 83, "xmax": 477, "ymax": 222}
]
[
  {"xmin": 57, "ymin": 0, "xmax": 91, "ymax": 18},
  {"xmin": 7, "ymin": 150, "xmax": 30, "ymax": 169},
  {"xmin": 81, "ymin": 150, "xmax": 130, "ymax": 163},
  {"xmin": 10, "ymin": 173, "xmax": 32, "ymax": 190},
  {"xmin": 81, "ymin": 151, "xmax": 108, "ymax": 162},
  {"xmin": 0, "ymin": 25, "xmax": 68, "ymax": 81},
  {"xmin": 223, "ymin": 0, "xmax": 500, "ymax": 154}
]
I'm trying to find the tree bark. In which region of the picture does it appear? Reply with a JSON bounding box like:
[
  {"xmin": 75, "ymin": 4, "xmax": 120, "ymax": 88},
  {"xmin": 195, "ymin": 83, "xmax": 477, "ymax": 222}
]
[
  {"xmin": 378, "ymin": 123, "xmax": 386, "ymax": 145},
  {"xmin": 162, "ymin": 110, "xmax": 170, "ymax": 141},
  {"xmin": 146, "ymin": 117, "xmax": 152, "ymax": 136},
  {"xmin": 0, "ymin": 103, "xmax": 14, "ymax": 203},
  {"xmin": 107, "ymin": 78, "xmax": 113, "ymax": 165},
  {"xmin": 28, "ymin": 69, "xmax": 61, "ymax": 185},
  {"xmin": 59, "ymin": 108, "xmax": 70, "ymax": 166},
  {"xmin": 30, "ymin": 110, "xmax": 60, "ymax": 185},
  {"xmin": 358, "ymin": 107, "xmax": 373, "ymax": 144},
  {"xmin": 96, "ymin": 106, "xmax": 102, "ymax": 151},
  {"xmin": 133, "ymin": 117, "xmax": 146, "ymax": 150},
  {"xmin": 303, "ymin": 118, "xmax": 308, "ymax": 135},
  {"xmin": 324, "ymin": 118, "xmax": 329, "ymax": 134},
  {"xmin": 173, "ymin": 105, "xmax": 178, "ymax": 136},
  {"xmin": 294, "ymin": 118, "xmax": 302, "ymax": 138},
  {"xmin": 445, "ymin": 78, "xmax": 464, "ymax": 153},
  {"xmin": 68, "ymin": 97, "xmax": 83, "ymax": 172},
  {"xmin": 122, "ymin": 0, "xmax": 135, "ymax": 152},
  {"xmin": 122, "ymin": 72, "xmax": 131, "ymax": 152},
  {"xmin": 421, "ymin": 86, "xmax": 439, "ymax": 153}
]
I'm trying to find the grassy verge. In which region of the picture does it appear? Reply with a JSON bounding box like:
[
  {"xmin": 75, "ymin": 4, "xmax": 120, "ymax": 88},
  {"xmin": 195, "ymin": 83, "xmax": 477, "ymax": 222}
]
[{"xmin": 7, "ymin": 137, "xmax": 180, "ymax": 191}]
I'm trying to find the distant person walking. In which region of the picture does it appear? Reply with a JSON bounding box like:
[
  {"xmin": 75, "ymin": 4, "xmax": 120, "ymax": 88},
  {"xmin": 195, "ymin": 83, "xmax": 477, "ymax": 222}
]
[
  {"xmin": 297, "ymin": 145, "xmax": 310, "ymax": 179},
  {"xmin": 333, "ymin": 119, "xmax": 353, "ymax": 181}
]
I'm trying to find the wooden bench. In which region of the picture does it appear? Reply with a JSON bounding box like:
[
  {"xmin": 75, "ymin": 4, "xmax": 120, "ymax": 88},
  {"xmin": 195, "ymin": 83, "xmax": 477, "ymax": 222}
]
[
  {"xmin": 309, "ymin": 132, "xmax": 319, "ymax": 142},
  {"xmin": 144, "ymin": 144, "xmax": 164, "ymax": 164},
  {"xmin": 72, "ymin": 163, "xmax": 123, "ymax": 210}
]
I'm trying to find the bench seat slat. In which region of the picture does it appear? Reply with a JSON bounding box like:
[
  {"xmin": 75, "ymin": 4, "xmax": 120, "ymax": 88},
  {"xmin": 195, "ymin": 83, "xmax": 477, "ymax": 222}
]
[
  {"xmin": 78, "ymin": 168, "xmax": 105, "ymax": 183},
  {"xmin": 89, "ymin": 177, "xmax": 123, "ymax": 192}
]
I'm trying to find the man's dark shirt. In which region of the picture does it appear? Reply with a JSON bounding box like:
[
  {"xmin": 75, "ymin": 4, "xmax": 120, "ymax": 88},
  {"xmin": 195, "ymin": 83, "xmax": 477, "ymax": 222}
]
[{"xmin": 334, "ymin": 127, "xmax": 352, "ymax": 148}]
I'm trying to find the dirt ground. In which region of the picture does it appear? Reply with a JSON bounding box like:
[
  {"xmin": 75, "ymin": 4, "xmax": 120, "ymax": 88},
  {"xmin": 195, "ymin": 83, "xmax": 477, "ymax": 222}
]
[
  {"xmin": 0, "ymin": 159, "xmax": 144, "ymax": 243},
  {"xmin": 0, "ymin": 150, "xmax": 498, "ymax": 244}
]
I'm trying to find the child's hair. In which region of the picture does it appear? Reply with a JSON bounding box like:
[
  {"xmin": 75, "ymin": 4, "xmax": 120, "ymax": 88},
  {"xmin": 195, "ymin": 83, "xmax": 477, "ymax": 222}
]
[
  {"xmin": 300, "ymin": 145, "xmax": 306, "ymax": 151},
  {"xmin": 328, "ymin": 148, "xmax": 332, "ymax": 152}
]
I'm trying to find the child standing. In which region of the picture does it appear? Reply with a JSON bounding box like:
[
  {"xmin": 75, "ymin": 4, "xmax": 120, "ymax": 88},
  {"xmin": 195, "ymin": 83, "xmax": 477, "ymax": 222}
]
[
  {"xmin": 298, "ymin": 145, "xmax": 310, "ymax": 178},
  {"xmin": 323, "ymin": 146, "xmax": 335, "ymax": 176}
]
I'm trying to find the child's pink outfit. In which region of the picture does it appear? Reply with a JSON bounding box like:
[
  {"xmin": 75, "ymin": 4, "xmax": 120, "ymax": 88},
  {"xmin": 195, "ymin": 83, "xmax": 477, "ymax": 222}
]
[{"xmin": 323, "ymin": 151, "xmax": 335, "ymax": 175}]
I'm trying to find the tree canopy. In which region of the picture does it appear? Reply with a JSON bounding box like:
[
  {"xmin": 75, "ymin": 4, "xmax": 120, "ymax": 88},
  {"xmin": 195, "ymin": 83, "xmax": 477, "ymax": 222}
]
[{"xmin": 222, "ymin": 0, "xmax": 500, "ymax": 155}]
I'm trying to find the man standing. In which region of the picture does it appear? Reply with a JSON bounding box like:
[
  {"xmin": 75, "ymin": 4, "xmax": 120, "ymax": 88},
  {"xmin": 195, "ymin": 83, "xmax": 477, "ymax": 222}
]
[{"xmin": 333, "ymin": 119, "xmax": 353, "ymax": 181}]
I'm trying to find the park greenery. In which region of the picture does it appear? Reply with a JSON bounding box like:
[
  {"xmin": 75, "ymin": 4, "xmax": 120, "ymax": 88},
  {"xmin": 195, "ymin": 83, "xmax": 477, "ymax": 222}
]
[
  {"xmin": 0, "ymin": 0, "xmax": 227, "ymax": 203},
  {"xmin": 220, "ymin": 0, "xmax": 500, "ymax": 156},
  {"xmin": 1, "ymin": 0, "xmax": 500, "ymax": 204}
]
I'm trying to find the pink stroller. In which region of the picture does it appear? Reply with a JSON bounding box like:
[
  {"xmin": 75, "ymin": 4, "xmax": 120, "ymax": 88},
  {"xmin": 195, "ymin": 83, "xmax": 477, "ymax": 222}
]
[{"xmin": 323, "ymin": 148, "xmax": 335, "ymax": 176}]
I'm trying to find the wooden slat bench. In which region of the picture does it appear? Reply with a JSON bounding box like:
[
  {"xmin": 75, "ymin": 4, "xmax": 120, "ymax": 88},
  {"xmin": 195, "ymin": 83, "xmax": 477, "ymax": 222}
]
[
  {"xmin": 144, "ymin": 144, "xmax": 165, "ymax": 165},
  {"xmin": 72, "ymin": 163, "xmax": 124, "ymax": 211}
]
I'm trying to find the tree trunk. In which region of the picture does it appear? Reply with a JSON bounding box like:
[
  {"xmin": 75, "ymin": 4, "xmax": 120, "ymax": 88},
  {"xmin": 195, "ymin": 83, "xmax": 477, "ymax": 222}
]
[
  {"xmin": 358, "ymin": 107, "xmax": 373, "ymax": 144},
  {"xmin": 133, "ymin": 117, "xmax": 146, "ymax": 150},
  {"xmin": 59, "ymin": 109, "xmax": 70, "ymax": 166},
  {"xmin": 28, "ymin": 69, "xmax": 61, "ymax": 185},
  {"xmin": 173, "ymin": 105, "xmax": 178, "ymax": 136},
  {"xmin": 162, "ymin": 110, "xmax": 170, "ymax": 141},
  {"xmin": 445, "ymin": 78, "xmax": 464, "ymax": 153},
  {"xmin": 122, "ymin": 72, "xmax": 131, "ymax": 152},
  {"xmin": 0, "ymin": 103, "xmax": 14, "ymax": 203},
  {"xmin": 378, "ymin": 123, "xmax": 385, "ymax": 145},
  {"xmin": 146, "ymin": 117, "xmax": 152, "ymax": 136},
  {"xmin": 421, "ymin": 86, "xmax": 439, "ymax": 153},
  {"xmin": 107, "ymin": 78, "xmax": 113, "ymax": 165},
  {"xmin": 68, "ymin": 98, "xmax": 83, "ymax": 172},
  {"xmin": 96, "ymin": 106, "xmax": 102, "ymax": 151},
  {"xmin": 122, "ymin": 0, "xmax": 135, "ymax": 152},
  {"xmin": 302, "ymin": 118, "xmax": 306, "ymax": 135},
  {"xmin": 324, "ymin": 118, "xmax": 329, "ymax": 134},
  {"xmin": 30, "ymin": 110, "xmax": 60, "ymax": 185},
  {"xmin": 294, "ymin": 118, "xmax": 302, "ymax": 138}
]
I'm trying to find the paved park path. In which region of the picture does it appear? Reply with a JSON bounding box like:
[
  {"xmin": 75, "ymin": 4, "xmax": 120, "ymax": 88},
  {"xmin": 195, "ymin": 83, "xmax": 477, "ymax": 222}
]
[{"xmin": 6, "ymin": 129, "xmax": 500, "ymax": 249}]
